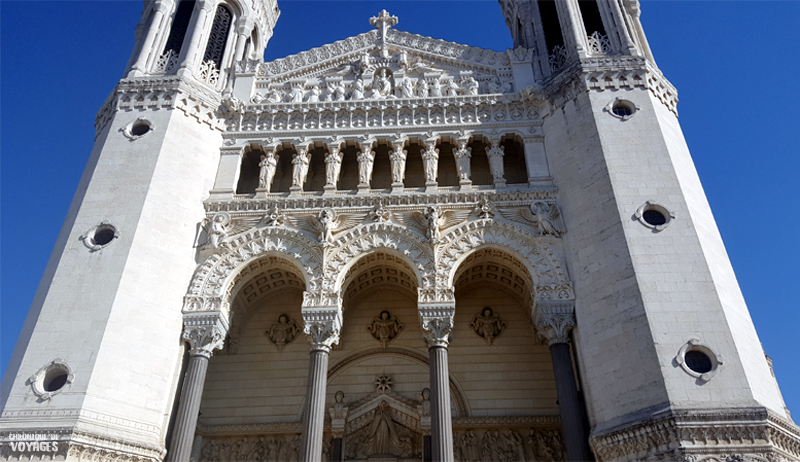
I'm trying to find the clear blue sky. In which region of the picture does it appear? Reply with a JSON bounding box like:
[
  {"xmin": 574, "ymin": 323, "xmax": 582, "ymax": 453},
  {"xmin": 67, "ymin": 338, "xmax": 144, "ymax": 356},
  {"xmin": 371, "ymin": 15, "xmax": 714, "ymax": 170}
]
[{"xmin": 2, "ymin": 1, "xmax": 798, "ymax": 417}]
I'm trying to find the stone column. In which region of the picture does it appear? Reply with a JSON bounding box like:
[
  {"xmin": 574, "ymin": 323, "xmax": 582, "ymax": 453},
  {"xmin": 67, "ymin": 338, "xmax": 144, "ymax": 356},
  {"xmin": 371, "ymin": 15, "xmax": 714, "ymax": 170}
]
[
  {"xmin": 533, "ymin": 302, "xmax": 592, "ymax": 462},
  {"xmin": 178, "ymin": 0, "xmax": 213, "ymax": 75},
  {"xmin": 167, "ymin": 313, "xmax": 228, "ymax": 462},
  {"xmin": 556, "ymin": 0, "xmax": 589, "ymax": 59},
  {"xmin": 419, "ymin": 298, "xmax": 455, "ymax": 462},
  {"xmin": 129, "ymin": 1, "xmax": 171, "ymax": 77},
  {"xmin": 300, "ymin": 307, "xmax": 342, "ymax": 462}
]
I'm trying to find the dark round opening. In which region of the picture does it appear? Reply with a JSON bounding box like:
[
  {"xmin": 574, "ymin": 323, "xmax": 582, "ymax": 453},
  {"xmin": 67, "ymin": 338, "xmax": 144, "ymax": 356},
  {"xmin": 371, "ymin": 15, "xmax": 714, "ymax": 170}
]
[
  {"xmin": 685, "ymin": 350, "xmax": 713, "ymax": 374},
  {"xmin": 131, "ymin": 123, "xmax": 150, "ymax": 137},
  {"xmin": 612, "ymin": 103, "xmax": 633, "ymax": 117},
  {"xmin": 642, "ymin": 209, "xmax": 667, "ymax": 226},
  {"xmin": 92, "ymin": 227, "xmax": 116, "ymax": 246},
  {"xmin": 43, "ymin": 370, "xmax": 68, "ymax": 392}
]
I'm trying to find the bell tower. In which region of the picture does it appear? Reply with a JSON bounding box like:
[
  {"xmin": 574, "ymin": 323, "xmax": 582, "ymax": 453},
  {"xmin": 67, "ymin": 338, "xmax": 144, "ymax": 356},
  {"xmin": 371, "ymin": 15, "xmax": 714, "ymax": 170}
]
[
  {"xmin": 0, "ymin": 0, "xmax": 278, "ymax": 460},
  {"xmin": 500, "ymin": 0, "xmax": 796, "ymax": 460}
]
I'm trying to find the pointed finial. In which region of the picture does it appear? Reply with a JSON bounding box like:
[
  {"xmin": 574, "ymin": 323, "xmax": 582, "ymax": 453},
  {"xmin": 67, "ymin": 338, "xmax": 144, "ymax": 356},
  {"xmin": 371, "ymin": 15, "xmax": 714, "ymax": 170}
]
[{"xmin": 370, "ymin": 10, "xmax": 398, "ymax": 44}]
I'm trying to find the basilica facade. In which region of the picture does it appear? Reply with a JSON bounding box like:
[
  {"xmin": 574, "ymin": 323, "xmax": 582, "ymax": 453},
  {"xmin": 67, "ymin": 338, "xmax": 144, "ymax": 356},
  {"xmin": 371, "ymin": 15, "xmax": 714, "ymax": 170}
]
[{"xmin": 1, "ymin": 1, "xmax": 799, "ymax": 462}]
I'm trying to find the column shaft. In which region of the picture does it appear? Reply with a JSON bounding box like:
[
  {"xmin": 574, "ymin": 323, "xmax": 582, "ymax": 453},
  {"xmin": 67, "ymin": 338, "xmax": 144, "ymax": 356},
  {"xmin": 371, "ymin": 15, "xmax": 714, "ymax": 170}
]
[
  {"xmin": 131, "ymin": 9, "xmax": 166, "ymax": 75},
  {"xmin": 233, "ymin": 33, "xmax": 248, "ymax": 62},
  {"xmin": 178, "ymin": 1, "xmax": 211, "ymax": 73},
  {"xmin": 429, "ymin": 346, "xmax": 454, "ymax": 462},
  {"xmin": 331, "ymin": 437, "xmax": 343, "ymax": 462},
  {"xmin": 167, "ymin": 354, "xmax": 209, "ymax": 462},
  {"xmin": 549, "ymin": 343, "xmax": 592, "ymax": 461},
  {"xmin": 301, "ymin": 349, "xmax": 330, "ymax": 462}
]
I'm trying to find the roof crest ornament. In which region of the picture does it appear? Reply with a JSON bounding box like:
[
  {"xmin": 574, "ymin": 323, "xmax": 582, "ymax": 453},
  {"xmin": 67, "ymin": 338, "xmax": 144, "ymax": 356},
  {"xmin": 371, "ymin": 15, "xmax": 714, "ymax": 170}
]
[{"xmin": 370, "ymin": 10, "xmax": 398, "ymax": 49}]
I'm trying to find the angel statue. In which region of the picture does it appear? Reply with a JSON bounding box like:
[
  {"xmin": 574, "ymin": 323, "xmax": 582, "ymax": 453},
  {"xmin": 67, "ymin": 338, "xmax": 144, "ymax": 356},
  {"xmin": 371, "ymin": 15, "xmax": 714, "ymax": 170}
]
[
  {"xmin": 265, "ymin": 313, "xmax": 301, "ymax": 352},
  {"xmin": 288, "ymin": 208, "xmax": 367, "ymax": 246},
  {"xmin": 202, "ymin": 212, "xmax": 230, "ymax": 249},
  {"xmin": 470, "ymin": 307, "xmax": 507, "ymax": 345},
  {"xmin": 291, "ymin": 150, "xmax": 312, "ymax": 188},
  {"xmin": 357, "ymin": 149, "xmax": 376, "ymax": 185},
  {"xmin": 398, "ymin": 206, "xmax": 471, "ymax": 244},
  {"xmin": 497, "ymin": 202, "xmax": 566, "ymax": 237},
  {"xmin": 258, "ymin": 151, "xmax": 279, "ymax": 190},
  {"xmin": 368, "ymin": 310, "xmax": 404, "ymax": 348}
]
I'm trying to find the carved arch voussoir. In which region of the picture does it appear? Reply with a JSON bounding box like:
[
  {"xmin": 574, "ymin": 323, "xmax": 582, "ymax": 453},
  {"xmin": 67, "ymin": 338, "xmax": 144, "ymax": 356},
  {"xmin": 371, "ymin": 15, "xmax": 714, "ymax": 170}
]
[
  {"xmin": 183, "ymin": 227, "xmax": 324, "ymax": 317},
  {"xmin": 326, "ymin": 222, "xmax": 435, "ymax": 292},
  {"xmin": 438, "ymin": 220, "xmax": 571, "ymax": 290}
]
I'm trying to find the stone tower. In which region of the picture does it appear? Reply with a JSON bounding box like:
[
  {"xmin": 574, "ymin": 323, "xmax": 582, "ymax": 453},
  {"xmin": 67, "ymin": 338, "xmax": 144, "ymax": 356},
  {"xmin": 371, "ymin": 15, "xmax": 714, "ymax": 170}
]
[{"xmin": 2, "ymin": 1, "xmax": 799, "ymax": 462}]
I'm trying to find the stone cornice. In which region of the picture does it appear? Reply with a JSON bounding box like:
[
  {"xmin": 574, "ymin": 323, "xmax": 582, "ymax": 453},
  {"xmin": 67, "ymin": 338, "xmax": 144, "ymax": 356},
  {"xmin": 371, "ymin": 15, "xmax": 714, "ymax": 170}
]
[{"xmin": 0, "ymin": 428, "xmax": 165, "ymax": 462}]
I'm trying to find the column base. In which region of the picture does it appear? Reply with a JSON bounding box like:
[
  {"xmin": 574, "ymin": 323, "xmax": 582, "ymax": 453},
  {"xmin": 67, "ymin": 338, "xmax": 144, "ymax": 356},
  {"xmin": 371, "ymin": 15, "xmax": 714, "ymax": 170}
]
[
  {"xmin": 493, "ymin": 180, "xmax": 507, "ymax": 189},
  {"xmin": 254, "ymin": 187, "xmax": 269, "ymax": 198},
  {"xmin": 391, "ymin": 183, "xmax": 405, "ymax": 194},
  {"xmin": 357, "ymin": 184, "xmax": 371, "ymax": 195},
  {"xmin": 425, "ymin": 182, "xmax": 438, "ymax": 193},
  {"xmin": 289, "ymin": 186, "xmax": 303, "ymax": 196},
  {"xmin": 458, "ymin": 179, "xmax": 473, "ymax": 191},
  {"xmin": 322, "ymin": 185, "xmax": 337, "ymax": 195}
]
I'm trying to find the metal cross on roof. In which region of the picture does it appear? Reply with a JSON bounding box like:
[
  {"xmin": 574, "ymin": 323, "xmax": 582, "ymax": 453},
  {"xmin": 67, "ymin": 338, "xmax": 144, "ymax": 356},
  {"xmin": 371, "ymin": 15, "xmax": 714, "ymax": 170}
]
[{"xmin": 370, "ymin": 10, "xmax": 398, "ymax": 44}]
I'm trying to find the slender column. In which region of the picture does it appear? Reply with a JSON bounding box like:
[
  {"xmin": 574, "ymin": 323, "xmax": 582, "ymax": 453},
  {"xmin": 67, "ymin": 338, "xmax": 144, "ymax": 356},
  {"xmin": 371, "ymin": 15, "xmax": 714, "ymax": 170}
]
[
  {"xmin": 300, "ymin": 307, "xmax": 342, "ymax": 462},
  {"xmin": 533, "ymin": 302, "xmax": 592, "ymax": 462},
  {"xmin": 556, "ymin": 0, "xmax": 588, "ymax": 59},
  {"xmin": 603, "ymin": 0, "xmax": 638, "ymax": 54},
  {"xmin": 129, "ymin": 3, "xmax": 170, "ymax": 76},
  {"xmin": 167, "ymin": 314, "xmax": 228, "ymax": 462},
  {"xmin": 419, "ymin": 297, "xmax": 455, "ymax": 462},
  {"xmin": 178, "ymin": 0, "xmax": 213, "ymax": 75},
  {"xmin": 233, "ymin": 32, "xmax": 248, "ymax": 62}
]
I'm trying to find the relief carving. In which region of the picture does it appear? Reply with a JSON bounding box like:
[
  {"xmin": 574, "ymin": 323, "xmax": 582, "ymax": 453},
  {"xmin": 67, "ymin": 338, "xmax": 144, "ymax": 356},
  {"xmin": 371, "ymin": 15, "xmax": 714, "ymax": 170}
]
[
  {"xmin": 265, "ymin": 314, "xmax": 301, "ymax": 352},
  {"xmin": 453, "ymin": 428, "xmax": 565, "ymax": 462},
  {"xmin": 470, "ymin": 307, "xmax": 507, "ymax": 346},
  {"xmin": 368, "ymin": 310, "xmax": 404, "ymax": 348}
]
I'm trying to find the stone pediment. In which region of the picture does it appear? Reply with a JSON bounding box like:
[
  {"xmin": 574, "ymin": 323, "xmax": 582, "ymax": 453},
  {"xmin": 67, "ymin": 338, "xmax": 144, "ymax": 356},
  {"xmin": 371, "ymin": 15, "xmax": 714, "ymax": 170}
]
[{"xmin": 247, "ymin": 11, "xmax": 515, "ymax": 104}]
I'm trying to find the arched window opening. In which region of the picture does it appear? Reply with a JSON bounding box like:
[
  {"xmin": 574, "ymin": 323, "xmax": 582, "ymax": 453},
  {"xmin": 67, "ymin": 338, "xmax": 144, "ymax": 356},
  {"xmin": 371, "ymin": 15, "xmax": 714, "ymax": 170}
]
[
  {"xmin": 162, "ymin": 0, "xmax": 195, "ymax": 57},
  {"xmin": 271, "ymin": 148, "xmax": 294, "ymax": 193},
  {"xmin": 502, "ymin": 139, "xmax": 529, "ymax": 185},
  {"xmin": 337, "ymin": 145, "xmax": 359, "ymax": 191},
  {"xmin": 203, "ymin": 5, "xmax": 232, "ymax": 70},
  {"xmin": 469, "ymin": 140, "xmax": 493, "ymax": 186},
  {"xmin": 371, "ymin": 144, "xmax": 392, "ymax": 190},
  {"xmin": 536, "ymin": 0, "xmax": 565, "ymax": 54},
  {"xmin": 437, "ymin": 141, "xmax": 458, "ymax": 187},
  {"xmin": 235, "ymin": 147, "xmax": 262, "ymax": 195},
  {"xmin": 579, "ymin": 0, "xmax": 609, "ymax": 54},
  {"xmin": 305, "ymin": 146, "xmax": 326, "ymax": 192},
  {"xmin": 404, "ymin": 143, "xmax": 425, "ymax": 189}
]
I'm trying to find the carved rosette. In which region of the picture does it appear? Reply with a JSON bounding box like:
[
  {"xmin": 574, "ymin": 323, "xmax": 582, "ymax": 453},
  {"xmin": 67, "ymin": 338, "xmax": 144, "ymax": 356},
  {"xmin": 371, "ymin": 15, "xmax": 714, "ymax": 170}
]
[
  {"xmin": 302, "ymin": 307, "xmax": 342, "ymax": 352},
  {"xmin": 418, "ymin": 305, "xmax": 455, "ymax": 348},
  {"xmin": 182, "ymin": 313, "xmax": 229, "ymax": 358},
  {"xmin": 532, "ymin": 302, "xmax": 575, "ymax": 346}
]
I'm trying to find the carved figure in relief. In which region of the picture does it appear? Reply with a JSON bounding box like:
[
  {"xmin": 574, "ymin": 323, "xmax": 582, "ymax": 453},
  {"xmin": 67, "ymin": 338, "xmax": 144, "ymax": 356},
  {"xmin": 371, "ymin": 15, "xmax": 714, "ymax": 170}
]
[
  {"xmin": 376, "ymin": 69, "xmax": 393, "ymax": 97},
  {"xmin": 324, "ymin": 147, "xmax": 344, "ymax": 186},
  {"xmin": 445, "ymin": 79, "xmax": 460, "ymax": 97},
  {"xmin": 289, "ymin": 208, "xmax": 366, "ymax": 246},
  {"xmin": 258, "ymin": 151, "xmax": 279, "ymax": 190},
  {"xmin": 365, "ymin": 401, "xmax": 409, "ymax": 457},
  {"xmin": 265, "ymin": 314, "xmax": 301, "ymax": 352},
  {"xmin": 399, "ymin": 207, "xmax": 470, "ymax": 244},
  {"xmin": 464, "ymin": 76, "xmax": 480, "ymax": 96},
  {"xmin": 370, "ymin": 203, "xmax": 391, "ymax": 222},
  {"xmin": 486, "ymin": 140, "xmax": 506, "ymax": 181},
  {"xmin": 326, "ymin": 81, "xmax": 345, "ymax": 101},
  {"xmin": 470, "ymin": 307, "xmax": 507, "ymax": 345},
  {"xmin": 288, "ymin": 86, "xmax": 304, "ymax": 103},
  {"xmin": 460, "ymin": 431, "xmax": 479, "ymax": 462},
  {"xmin": 401, "ymin": 77, "xmax": 414, "ymax": 98},
  {"xmin": 307, "ymin": 85, "xmax": 321, "ymax": 102},
  {"xmin": 291, "ymin": 150, "xmax": 312, "ymax": 187},
  {"xmin": 357, "ymin": 149, "xmax": 376, "ymax": 185},
  {"xmin": 532, "ymin": 202, "xmax": 566, "ymax": 237},
  {"xmin": 476, "ymin": 196, "xmax": 494, "ymax": 219},
  {"xmin": 351, "ymin": 79, "xmax": 365, "ymax": 100},
  {"xmin": 416, "ymin": 387, "xmax": 431, "ymax": 417},
  {"xmin": 389, "ymin": 146, "xmax": 407, "ymax": 183},
  {"xmin": 329, "ymin": 390, "xmax": 349, "ymax": 420},
  {"xmin": 453, "ymin": 142, "xmax": 472, "ymax": 181},
  {"xmin": 265, "ymin": 206, "xmax": 285, "ymax": 226},
  {"xmin": 416, "ymin": 79, "xmax": 429, "ymax": 98},
  {"xmin": 368, "ymin": 310, "xmax": 404, "ymax": 348},
  {"xmin": 203, "ymin": 212, "xmax": 230, "ymax": 249},
  {"xmin": 430, "ymin": 79, "xmax": 442, "ymax": 97}
]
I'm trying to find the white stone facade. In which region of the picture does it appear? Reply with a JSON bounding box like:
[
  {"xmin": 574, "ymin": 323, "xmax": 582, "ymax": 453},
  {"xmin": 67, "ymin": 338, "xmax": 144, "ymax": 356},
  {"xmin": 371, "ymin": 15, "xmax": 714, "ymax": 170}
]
[{"xmin": 1, "ymin": 1, "xmax": 799, "ymax": 462}]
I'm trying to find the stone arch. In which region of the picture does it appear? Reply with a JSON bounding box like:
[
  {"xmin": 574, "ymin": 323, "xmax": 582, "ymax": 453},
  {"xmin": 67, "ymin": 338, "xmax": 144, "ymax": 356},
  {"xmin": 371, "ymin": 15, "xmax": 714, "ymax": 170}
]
[
  {"xmin": 326, "ymin": 222, "xmax": 435, "ymax": 295},
  {"xmin": 182, "ymin": 226, "xmax": 324, "ymax": 318},
  {"xmin": 438, "ymin": 220, "xmax": 572, "ymax": 299}
]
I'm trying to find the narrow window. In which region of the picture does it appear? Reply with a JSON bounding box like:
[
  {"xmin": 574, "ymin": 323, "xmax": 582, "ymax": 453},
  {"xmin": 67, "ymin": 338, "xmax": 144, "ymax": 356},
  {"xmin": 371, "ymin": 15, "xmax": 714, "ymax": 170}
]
[
  {"xmin": 578, "ymin": 0, "xmax": 607, "ymax": 37},
  {"xmin": 536, "ymin": 0, "xmax": 564, "ymax": 54},
  {"xmin": 203, "ymin": 5, "xmax": 232, "ymax": 69},
  {"xmin": 236, "ymin": 148, "xmax": 261, "ymax": 194},
  {"xmin": 162, "ymin": 0, "xmax": 195, "ymax": 56}
]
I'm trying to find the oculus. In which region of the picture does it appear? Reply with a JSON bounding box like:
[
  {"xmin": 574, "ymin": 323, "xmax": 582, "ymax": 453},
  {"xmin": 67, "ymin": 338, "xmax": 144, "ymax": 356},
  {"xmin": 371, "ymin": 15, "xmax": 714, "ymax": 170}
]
[
  {"xmin": 634, "ymin": 200, "xmax": 675, "ymax": 231},
  {"xmin": 121, "ymin": 117, "xmax": 154, "ymax": 140},
  {"xmin": 80, "ymin": 221, "xmax": 119, "ymax": 251},
  {"xmin": 675, "ymin": 338, "xmax": 724, "ymax": 382},
  {"xmin": 28, "ymin": 359, "xmax": 74, "ymax": 401},
  {"xmin": 604, "ymin": 97, "xmax": 640, "ymax": 120}
]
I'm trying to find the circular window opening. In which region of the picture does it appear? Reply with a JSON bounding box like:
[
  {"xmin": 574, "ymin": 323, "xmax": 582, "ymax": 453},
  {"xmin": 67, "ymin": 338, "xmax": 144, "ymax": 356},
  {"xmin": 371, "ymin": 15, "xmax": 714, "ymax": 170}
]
[
  {"xmin": 43, "ymin": 368, "xmax": 69, "ymax": 392},
  {"xmin": 612, "ymin": 103, "xmax": 633, "ymax": 118},
  {"xmin": 642, "ymin": 209, "xmax": 667, "ymax": 226},
  {"xmin": 130, "ymin": 122, "xmax": 150, "ymax": 137},
  {"xmin": 684, "ymin": 350, "xmax": 713, "ymax": 374},
  {"xmin": 92, "ymin": 227, "xmax": 116, "ymax": 246}
]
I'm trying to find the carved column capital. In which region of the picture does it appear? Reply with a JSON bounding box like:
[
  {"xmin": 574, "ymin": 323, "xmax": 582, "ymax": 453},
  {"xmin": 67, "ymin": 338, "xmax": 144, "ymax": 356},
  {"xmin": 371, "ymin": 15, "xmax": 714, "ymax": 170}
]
[
  {"xmin": 302, "ymin": 307, "xmax": 342, "ymax": 352},
  {"xmin": 182, "ymin": 313, "xmax": 229, "ymax": 358},
  {"xmin": 419, "ymin": 306, "xmax": 455, "ymax": 349},
  {"xmin": 533, "ymin": 302, "xmax": 576, "ymax": 345}
]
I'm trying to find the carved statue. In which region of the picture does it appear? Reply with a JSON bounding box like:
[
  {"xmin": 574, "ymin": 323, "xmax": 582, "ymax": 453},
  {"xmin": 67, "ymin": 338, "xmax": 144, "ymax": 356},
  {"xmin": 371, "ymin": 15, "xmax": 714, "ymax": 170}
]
[
  {"xmin": 351, "ymin": 79, "xmax": 365, "ymax": 100},
  {"xmin": 307, "ymin": 85, "xmax": 321, "ymax": 102},
  {"xmin": 365, "ymin": 402, "xmax": 409, "ymax": 457},
  {"xmin": 267, "ymin": 89, "xmax": 283, "ymax": 103},
  {"xmin": 416, "ymin": 79, "xmax": 429, "ymax": 98},
  {"xmin": 368, "ymin": 310, "xmax": 404, "ymax": 348},
  {"xmin": 416, "ymin": 388, "xmax": 431, "ymax": 417},
  {"xmin": 430, "ymin": 79, "xmax": 442, "ymax": 97},
  {"xmin": 288, "ymin": 208, "xmax": 367, "ymax": 246},
  {"xmin": 329, "ymin": 390, "xmax": 349, "ymax": 420},
  {"xmin": 486, "ymin": 140, "xmax": 505, "ymax": 182},
  {"xmin": 258, "ymin": 151, "xmax": 279, "ymax": 190},
  {"xmin": 460, "ymin": 431, "xmax": 479, "ymax": 462},
  {"xmin": 291, "ymin": 150, "xmax": 312, "ymax": 187},
  {"xmin": 288, "ymin": 86, "xmax": 304, "ymax": 103},
  {"xmin": 445, "ymin": 79, "xmax": 460, "ymax": 97},
  {"xmin": 357, "ymin": 149, "xmax": 376, "ymax": 185},
  {"xmin": 265, "ymin": 206, "xmax": 285, "ymax": 226},
  {"xmin": 265, "ymin": 314, "xmax": 301, "ymax": 352},
  {"xmin": 470, "ymin": 307, "xmax": 507, "ymax": 345},
  {"xmin": 464, "ymin": 76, "xmax": 480, "ymax": 96},
  {"xmin": 375, "ymin": 69, "xmax": 393, "ymax": 97},
  {"xmin": 422, "ymin": 143, "xmax": 439, "ymax": 183},
  {"xmin": 453, "ymin": 142, "xmax": 472, "ymax": 181},
  {"xmin": 324, "ymin": 146, "xmax": 344, "ymax": 186},
  {"xmin": 401, "ymin": 76, "xmax": 414, "ymax": 98},
  {"xmin": 330, "ymin": 81, "xmax": 346, "ymax": 101},
  {"xmin": 317, "ymin": 208, "xmax": 337, "ymax": 244},
  {"xmin": 389, "ymin": 145, "xmax": 407, "ymax": 183},
  {"xmin": 203, "ymin": 212, "xmax": 230, "ymax": 249},
  {"xmin": 398, "ymin": 207, "xmax": 470, "ymax": 244},
  {"xmin": 532, "ymin": 202, "xmax": 566, "ymax": 237}
]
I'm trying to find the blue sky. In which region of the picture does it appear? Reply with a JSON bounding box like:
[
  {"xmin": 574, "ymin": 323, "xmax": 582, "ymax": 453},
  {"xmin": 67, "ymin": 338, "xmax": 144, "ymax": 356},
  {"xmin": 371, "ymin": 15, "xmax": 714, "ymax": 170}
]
[{"xmin": 2, "ymin": 1, "xmax": 798, "ymax": 417}]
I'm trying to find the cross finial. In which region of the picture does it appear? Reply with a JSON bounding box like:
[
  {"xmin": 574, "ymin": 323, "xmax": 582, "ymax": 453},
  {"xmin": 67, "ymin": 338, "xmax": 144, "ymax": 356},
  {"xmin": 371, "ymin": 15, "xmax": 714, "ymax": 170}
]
[{"xmin": 370, "ymin": 10, "xmax": 398, "ymax": 44}]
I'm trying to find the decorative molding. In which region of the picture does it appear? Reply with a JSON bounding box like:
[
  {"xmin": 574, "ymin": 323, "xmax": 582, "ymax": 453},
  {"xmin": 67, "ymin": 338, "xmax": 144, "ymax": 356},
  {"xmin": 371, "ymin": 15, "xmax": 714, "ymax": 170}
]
[{"xmin": 0, "ymin": 429, "xmax": 165, "ymax": 462}]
